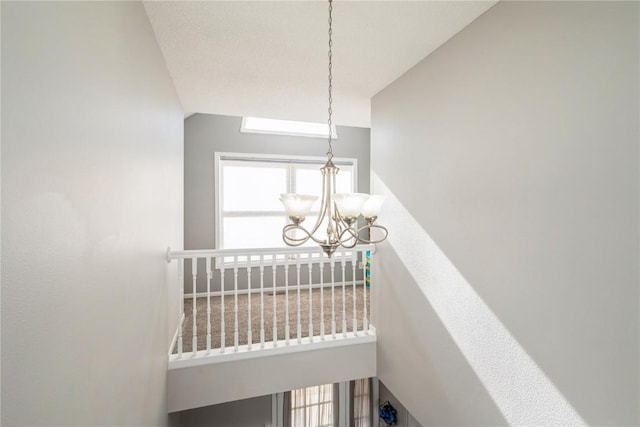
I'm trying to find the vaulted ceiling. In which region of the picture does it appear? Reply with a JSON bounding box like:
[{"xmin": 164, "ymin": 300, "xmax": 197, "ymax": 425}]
[{"xmin": 144, "ymin": 1, "xmax": 497, "ymax": 127}]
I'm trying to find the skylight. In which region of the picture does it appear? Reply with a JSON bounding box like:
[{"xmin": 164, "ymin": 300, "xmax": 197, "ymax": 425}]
[{"xmin": 241, "ymin": 117, "xmax": 337, "ymax": 139}]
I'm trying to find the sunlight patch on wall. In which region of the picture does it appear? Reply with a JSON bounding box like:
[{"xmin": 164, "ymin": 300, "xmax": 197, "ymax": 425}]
[{"xmin": 372, "ymin": 172, "xmax": 586, "ymax": 426}]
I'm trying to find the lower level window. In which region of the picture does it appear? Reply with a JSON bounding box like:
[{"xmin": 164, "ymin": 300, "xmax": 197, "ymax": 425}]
[
  {"xmin": 353, "ymin": 378, "xmax": 371, "ymax": 427},
  {"xmin": 291, "ymin": 383, "xmax": 334, "ymax": 427}
]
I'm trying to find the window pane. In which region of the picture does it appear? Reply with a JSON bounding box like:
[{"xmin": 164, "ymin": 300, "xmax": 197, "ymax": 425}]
[
  {"xmin": 222, "ymin": 164, "xmax": 286, "ymax": 212},
  {"xmin": 295, "ymin": 168, "xmax": 323, "ymax": 211},
  {"xmin": 223, "ymin": 216, "xmax": 285, "ymax": 249},
  {"xmin": 217, "ymin": 156, "xmax": 356, "ymax": 250},
  {"xmin": 336, "ymin": 169, "xmax": 352, "ymax": 193},
  {"xmin": 291, "ymin": 383, "xmax": 333, "ymax": 427},
  {"xmin": 297, "ymin": 215, "xmax": 324, "ymax": 247},
  {"xmin": 295, "ymin": 165, "xmax": 353, "ymax": 212},
  {"xmin": 242, "ymin": 117, "xmax": 337, "ymax": 139}
]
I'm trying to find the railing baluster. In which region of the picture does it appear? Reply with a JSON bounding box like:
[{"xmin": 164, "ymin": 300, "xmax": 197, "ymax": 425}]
[
  {"xmin": 247, "ymin": 258, "xmax": 252, "ymax": 351},
  {"xmin": 330, "ymin": 256, "xmax": 336, "ymax": 339},
  {"xmin": 284, "ymin": 255, "xmax": 290, "ymax": 346},
  {"xmin": 296, "ymin": 254, "xmax": 302, "ymax": 343},
  {"xmin": 320, "ymin": 254, "xmax": 325, "ymax": 340},
  {"xmin": 177, "ymin": 258, "xmax": 183, "ymax": 358},
  {"xmin": 191, "ymin": 258, "xmax": 198, "ymax": 356},
  {"xmin": 272, "ymin": 256, "xmax": 277, "ymax": 347},
  {"xmin": 206, "ymin": 257, "xmax": 212, "ymax": 354},
  {"xmin": 363, "ymin": 250, "xmax": 369, "ymax": 333},
  {"xmin": 341, "ymin": 255, "xmax": 347, "ymax": 337},
  {"xmin": 308, "ymin": 254, "xmax": 313, "ymax": 342},
  {"xmin": 352, "ymin": 251, "xmax": 358, "ymax": 335},
  {"xmin": 233, "ymin": 256, "xmax": 239, "ymax": 352},
  {"xmin": 260, "ymin": 255, "xmax": 265, "ymax": 349},
  {"xmin": 220, "ymin": 263, "xmax": 225, "ymax": 353}
]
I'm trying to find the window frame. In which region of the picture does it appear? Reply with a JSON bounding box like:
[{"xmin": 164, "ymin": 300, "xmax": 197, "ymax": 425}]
[{"xmin": 214, "ymin": 152, "xmax": 358, "ymax": 254}]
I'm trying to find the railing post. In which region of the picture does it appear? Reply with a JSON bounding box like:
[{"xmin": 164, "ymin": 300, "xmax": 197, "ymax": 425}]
[
  {"xmin": 296, "ymin": 254, "xmax": 302, "ymax": 344},
  {"xmin": 206, "ymin": 257, "xmax": 212, "ymax": 354},
  {"xmin": 363, "ymin": 249, "xmax": 374, "ymax": 333},
  {"xmin": 260, "ymin": 255, "xmax": 265, "ymax": 349},
  {"xmin": 363, "ymin": 250, "xmax": 369, "ymax": 333},
  {"xmin": 319, "ymin": 254, "xmax": 325, "ymax": 340},
  {"xmin": 308, "ymin": 253, "xmax": 313, "ymax": 342},
  {"xmin": 272, "ymin": 256, "xmax": 278, "ymax": 347},
  {"xmin": 330, "ymin": 256, "xmax": 336, "ymax": 339},
  {"xmin": 284, "ymin": 255, "xmax": 290, "ymax": 346},
  {"xmin": 220, "ymin": 263, "xmax": 226, "ymax": 353},
  {"xmin": 352, "ymin": 251, "xmax": 358, "ymax": 335},
  {"xmin": 191, "ymin": 258, "xmax": 198, "ymax": 356},
  {"xmin": 341, "ymin": 255, "xmax": 347, "ymax": 337},
  {"xmin": 233, "ymin": 256, "xmax": 239, "ymax": 352},
  {"xmin": 177, "ymin": 258, "xmax": 183, "ymax": 358},
  {"xmin": 247, "ymin": 258, "xmax": 252, "ymax": 351}
]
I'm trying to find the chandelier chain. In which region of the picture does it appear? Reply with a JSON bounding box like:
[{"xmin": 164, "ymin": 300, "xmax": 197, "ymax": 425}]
[
  {"xmin": 280, "ymin": 0, "xmax": 388, "ymax": 257},
  {"xmin": 327, "ymin": 0, "xmax": 334, "ymax": 160}
]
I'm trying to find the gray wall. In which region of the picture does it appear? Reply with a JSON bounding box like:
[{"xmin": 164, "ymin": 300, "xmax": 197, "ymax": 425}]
[
  {"xmin": 371, "ymin": 1, "xmax": 638, "ymax": 426},
  {"xmin": 185, "ymin": 113, "xmax": 370, "ymax": 251},
  {"xmin": 184, "ymin": 113, "xmax": 370, "ymax": 293},
  {"xmin": 1, "ymin": 2, "xmax": 183, "ymax": 425},
  {"xmin": 178, "ymin": 395, "xmax": 272, "ymax": 427}
]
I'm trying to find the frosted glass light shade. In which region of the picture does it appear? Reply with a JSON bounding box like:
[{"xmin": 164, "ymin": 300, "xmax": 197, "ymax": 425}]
[
  {"xmin": 334, "ymin": 193, "xmax": 368, "ymax": 218},
  {"xmin": 362, "ymin": 195, "xmax": 386, "ymax": 218},
  {"xmin": 280, "ymin": 193, "xmax": 318, "ymax": 217}
]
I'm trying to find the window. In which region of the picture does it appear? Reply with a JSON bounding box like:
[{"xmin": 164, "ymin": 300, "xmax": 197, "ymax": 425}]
[
  {"xmin": 215, "ymin": 153, "xmax": 357, "ymax": 251},
  {"xmin": 241, "ymin": 117, "xmax": 337, "ymax": 139},
  {"xmin": 281, "ymin": 379, "xmax": 372, "ymax": 427},
  {"xmin": 353, "ymin": 378, "xmax": 371, "ymax": 427},
  {"xmin": 291, "ymin": 383, "xmax": 334, "ymax": 427}
]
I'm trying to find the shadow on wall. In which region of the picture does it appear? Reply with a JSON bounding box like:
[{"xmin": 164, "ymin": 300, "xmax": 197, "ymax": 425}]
[{"xmin": 372, "ymin": 172, "xmax": 586, "ymax": 426}]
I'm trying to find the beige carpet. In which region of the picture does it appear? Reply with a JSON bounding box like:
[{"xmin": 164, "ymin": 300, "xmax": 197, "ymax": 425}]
[{"xmin": 177, "ymin": 285, "xmax": 370, "ymax": 353}]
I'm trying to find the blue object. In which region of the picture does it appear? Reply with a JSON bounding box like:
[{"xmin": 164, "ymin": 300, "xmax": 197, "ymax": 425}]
[{"xmin": 379, "ymin": 401, "xmax": 398, "ymax": 426}]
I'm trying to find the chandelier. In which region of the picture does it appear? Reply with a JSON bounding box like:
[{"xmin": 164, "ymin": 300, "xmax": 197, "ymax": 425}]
[{"xmin": 280, "ymin": 0, "xmax": 388, "ymax": 257}]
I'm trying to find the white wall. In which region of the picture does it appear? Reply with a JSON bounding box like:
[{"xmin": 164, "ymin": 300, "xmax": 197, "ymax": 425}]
[
  {"xmin": 168, "ymin": 341, "xmax": 376, "ymax": 413},
  {"xmin": 371, "ymin": 1, "xmax": 638, "ymax": 425},
  {"xmin": 1, "ymin": 2, "xmax": 183, "ymax": 425}
]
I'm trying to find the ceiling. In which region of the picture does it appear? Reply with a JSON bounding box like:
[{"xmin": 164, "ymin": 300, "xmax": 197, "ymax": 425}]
[{"xmin": 144, "ymin": 1, "xmax": 497, "ymax": 128}]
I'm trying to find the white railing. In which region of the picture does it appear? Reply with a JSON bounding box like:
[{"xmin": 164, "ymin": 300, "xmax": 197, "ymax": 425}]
[{"xmin": 166, "ymin": 245, "xmax": 376, "ymax": 366}]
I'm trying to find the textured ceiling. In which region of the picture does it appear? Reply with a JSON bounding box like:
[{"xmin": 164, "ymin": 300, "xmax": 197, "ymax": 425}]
[{"xmin": 144, "ymin": 1, "xmax": 497, "ymax": 127}]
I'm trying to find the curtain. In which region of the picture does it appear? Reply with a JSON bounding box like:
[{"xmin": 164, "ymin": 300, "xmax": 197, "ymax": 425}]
[
  {"xmin": 352, "ymin": 378, "xmax": 372, "ymax": 427},
  {"xmin": 283, "ymin": 392, "xmax": 291, "ymax": 427},
  {"xmin": 290, "ymin": 383, "xmax": 334, "ymax": 427}
]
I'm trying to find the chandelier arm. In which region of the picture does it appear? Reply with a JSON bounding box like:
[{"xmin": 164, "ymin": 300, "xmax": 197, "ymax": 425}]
[
  {"xmin": 282, "ymin": 223, "xmax": 331, "ymax": 246},
  {"xmin": 305, "ymin": 190, "xmax": 329, "ymax": 239},
  {"xmin": 335, "ymin": 228, "xmax": 359, "ymax": 248},
  {"xmin": 282, "ymin": 224, "xmax": 309, "ymax": 246},
  {"xmin": 352, "ymin": 224, "xmax": 389, "ymax": 244},
  {"xmin": 305, "ymin": 209, "xmax": 327, "ymax": 239},
  {"xmin": 335, "ymin": 218, "xmax": 358, "ymax": 239}
]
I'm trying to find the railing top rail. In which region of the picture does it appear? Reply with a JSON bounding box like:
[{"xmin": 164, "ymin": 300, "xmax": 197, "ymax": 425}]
[{"xmin": 166, "ymin": 244, "xmax": 375, "ymax": 262}]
